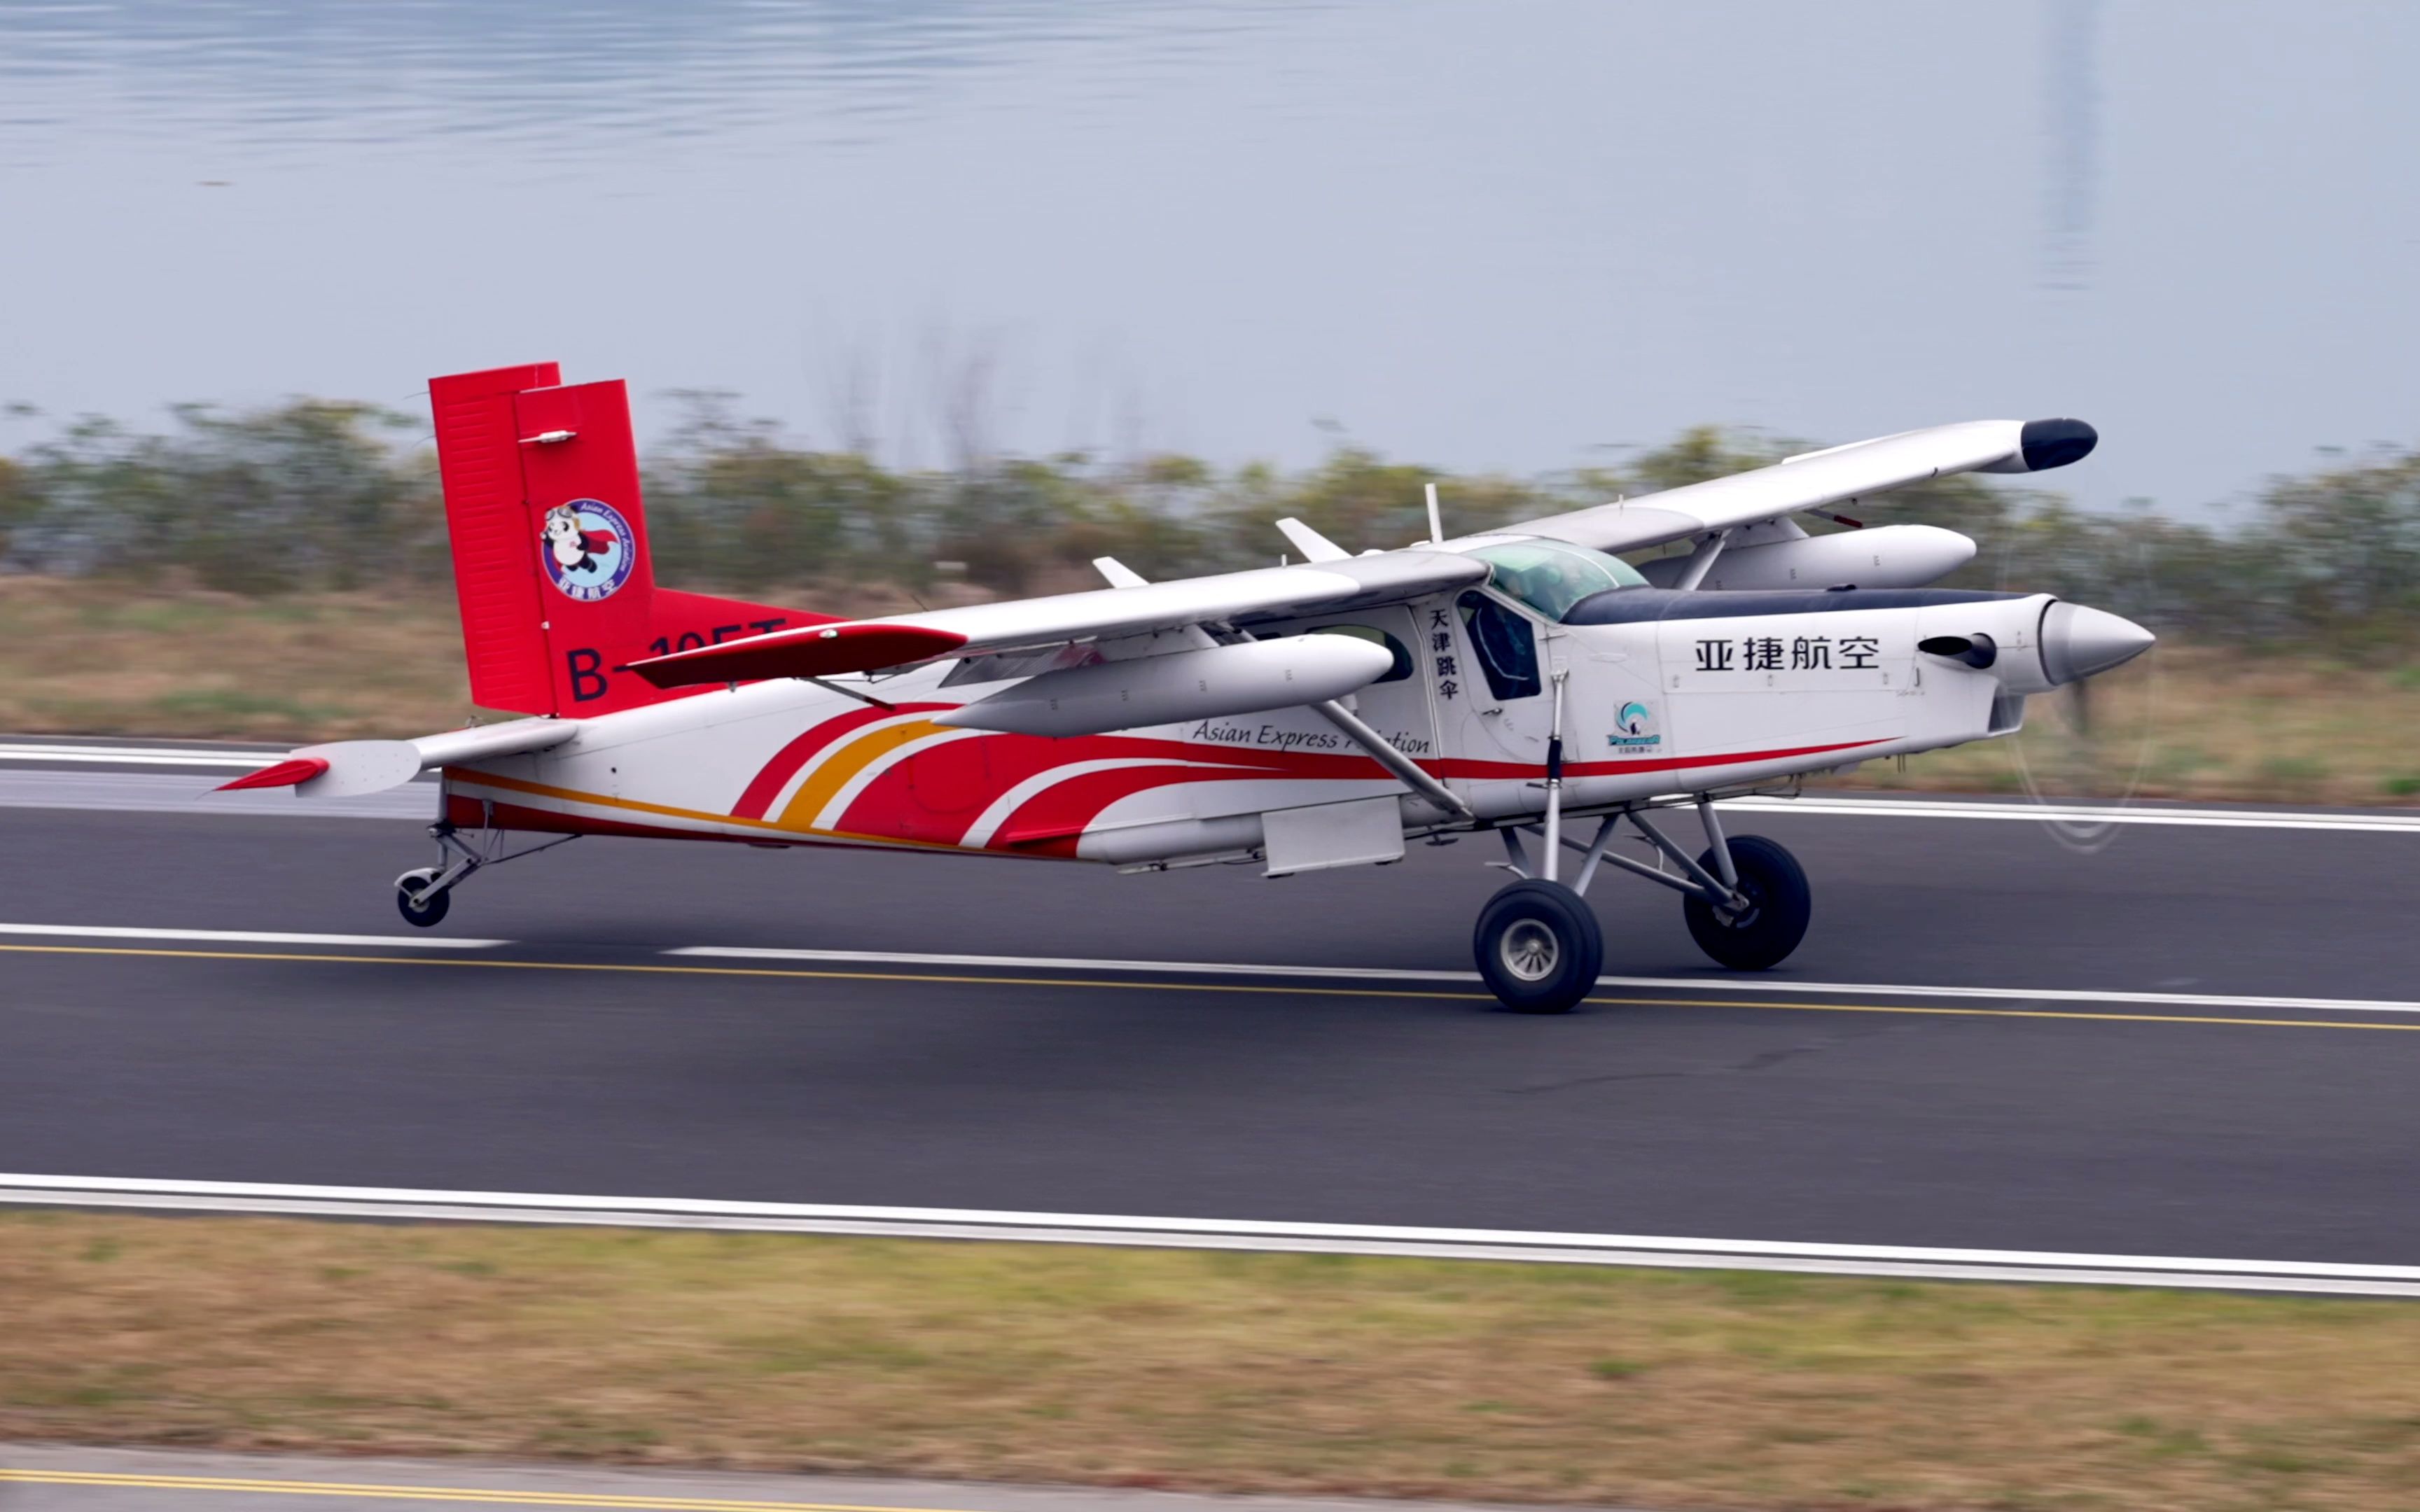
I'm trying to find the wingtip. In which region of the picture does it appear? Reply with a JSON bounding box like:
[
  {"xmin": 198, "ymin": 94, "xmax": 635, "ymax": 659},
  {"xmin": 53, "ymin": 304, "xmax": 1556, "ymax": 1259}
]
[
  {"xmin": 2019, "ymin": 418, "xmax": 2098, "ymax": 472},
  {"xmin": 214, "ymin": 755, "xmax": 331, "ymax": 792}
]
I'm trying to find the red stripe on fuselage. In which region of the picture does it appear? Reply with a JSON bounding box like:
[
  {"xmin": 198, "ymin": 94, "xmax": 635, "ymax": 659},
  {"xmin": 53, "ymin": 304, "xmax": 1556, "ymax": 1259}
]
[
  {"xmin": 976, "ymin": 738, "xmax": 1887, "ymax": 850},
  {"xmin": 729, "ymin": 702, "xmax": 954, "ymax": 820},
  {"xmin": 831, "ymin": 729, "xmax": 1303, "ymax": 845},
  {"xmin": 458, "ymin": 734, "xmax": 1887, "ymax": 852},
  {"xmin": 986, "ymin": 763, "xmax": 1272, "ymax": 849},
  {"xmin": 795, "ymin": 720, "xmax": 1888, "ymax": 849}
]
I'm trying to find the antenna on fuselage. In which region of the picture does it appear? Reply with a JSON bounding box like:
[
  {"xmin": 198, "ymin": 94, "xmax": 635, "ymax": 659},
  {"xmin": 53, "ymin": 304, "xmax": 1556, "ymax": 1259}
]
[{"xmin": 1424, "ymin": 482, "xmax": 1445, "ymax": 547}]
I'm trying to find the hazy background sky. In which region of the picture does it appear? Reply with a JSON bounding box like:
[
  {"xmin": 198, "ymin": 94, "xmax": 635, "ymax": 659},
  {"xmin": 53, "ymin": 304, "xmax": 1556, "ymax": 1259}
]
[{"xmin": 3, "ymin": 0, "xmax": 2416, "ymax": 518}]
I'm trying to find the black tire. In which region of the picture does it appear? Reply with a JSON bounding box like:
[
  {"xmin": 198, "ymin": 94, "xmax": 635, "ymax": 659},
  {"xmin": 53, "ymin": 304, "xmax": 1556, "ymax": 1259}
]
[
  {"xmin": 1473, "ymin": 878, "xmax": 1605, "ymax": 1014},
  {"xmin": 1683, "ymin": 834, "xmax": 1810, "ymax": 971},
  {"xmin": 396, "ymin": 870, "xmax": 450, "ymax": 929}
]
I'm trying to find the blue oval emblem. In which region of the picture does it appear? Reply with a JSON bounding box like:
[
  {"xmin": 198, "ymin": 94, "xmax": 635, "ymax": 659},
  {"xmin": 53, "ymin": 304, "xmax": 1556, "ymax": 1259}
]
[
  {"xmin": 1609, "ymin": 699, "xmax": 1662, "ymax": 750},
  {"xmin": 539, "ymin": 498, "xmax": 635, "ymax": 603}
]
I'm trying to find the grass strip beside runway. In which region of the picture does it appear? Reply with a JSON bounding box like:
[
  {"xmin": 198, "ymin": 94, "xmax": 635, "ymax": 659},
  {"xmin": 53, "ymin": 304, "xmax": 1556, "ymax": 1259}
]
[{"xmin": 6, "ymin": 1214, "xmax": 2420, "ymax": 1510}]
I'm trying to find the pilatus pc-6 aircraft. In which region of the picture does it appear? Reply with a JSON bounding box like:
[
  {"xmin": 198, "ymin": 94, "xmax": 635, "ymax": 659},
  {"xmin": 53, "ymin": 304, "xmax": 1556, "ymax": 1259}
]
[{"xmin": 225, "ymin": 362, "xmax": 2153, "ymax": 1012}]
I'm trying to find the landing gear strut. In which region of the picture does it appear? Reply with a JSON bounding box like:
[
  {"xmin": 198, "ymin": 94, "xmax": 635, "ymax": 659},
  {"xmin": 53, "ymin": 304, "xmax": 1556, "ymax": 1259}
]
[
  {"xmin": 1471, "ymin": 662, "xmax": 1605, "ymax": 1014},
  {"xmin": 395, "ymin": 867, "xmax": 452, "ymax": 927},
  {"xmin": 1681, "ymin": 832, "xmax": 1811, "ymax": 971},
  {"xmin": 1469, "ymin": 793, "xmax": 1811, "ymax": 1013},
  {"xmin": 391, "ymin": 817, "xmax": 578, "ymax": 929}
]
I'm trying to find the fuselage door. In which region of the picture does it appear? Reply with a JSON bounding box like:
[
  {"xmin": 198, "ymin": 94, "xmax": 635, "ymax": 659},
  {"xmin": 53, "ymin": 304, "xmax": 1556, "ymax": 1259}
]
[{"xmin": 1435, "ymin": 587, "xmax": 1555, "ymax": 764}]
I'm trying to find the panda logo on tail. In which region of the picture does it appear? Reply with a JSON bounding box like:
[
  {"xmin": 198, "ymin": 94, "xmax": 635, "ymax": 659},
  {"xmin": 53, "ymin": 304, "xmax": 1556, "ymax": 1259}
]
[{"xmin": 539, "ymin": 499, "xmax": 636, "ymax": 602}]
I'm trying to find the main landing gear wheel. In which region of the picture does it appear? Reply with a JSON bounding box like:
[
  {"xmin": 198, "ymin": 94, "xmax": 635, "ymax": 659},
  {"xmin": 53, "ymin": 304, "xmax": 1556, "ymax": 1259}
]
[
  {"xmin": 395, "ymin": 867, "xmax": 450, "ymax": 928},
  {"xmin": 1474, "ymin": 879, "xmax": 1605, "ymax": 1014},
  {"xmin": 1682, "ymin": 834, "xmax": 1810, "ymax": 971}
]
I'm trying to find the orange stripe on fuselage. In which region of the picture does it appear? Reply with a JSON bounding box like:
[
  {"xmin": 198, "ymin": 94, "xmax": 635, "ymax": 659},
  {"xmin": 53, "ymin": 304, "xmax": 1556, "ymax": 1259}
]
[
  {"xmin": 440, "ymin": 769, "xmax": 966, "ymax": 852},
  {"xmin": 774, "ymin": 718, "xmax": 951, "ymax": 832},
  {"xmin": 730, "ymin": 703, "xmax": 946, "ymax": 820}
]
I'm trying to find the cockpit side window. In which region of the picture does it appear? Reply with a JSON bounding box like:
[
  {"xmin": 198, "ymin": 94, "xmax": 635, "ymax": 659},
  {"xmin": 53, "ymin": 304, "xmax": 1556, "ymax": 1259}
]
[
  {"xmin": 1468, "ymin": 540, "xmax": 1646, "ymax": 622},
  {"xmin": 1456, "ymin": 590, "xmax": 1542, "ymax": 701}
]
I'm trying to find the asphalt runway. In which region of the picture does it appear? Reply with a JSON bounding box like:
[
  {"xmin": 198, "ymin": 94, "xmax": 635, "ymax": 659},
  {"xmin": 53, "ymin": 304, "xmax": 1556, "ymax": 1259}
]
[{"xmin": 2, "ymin": 742, "xmax": 2417, "ymax": 1266}]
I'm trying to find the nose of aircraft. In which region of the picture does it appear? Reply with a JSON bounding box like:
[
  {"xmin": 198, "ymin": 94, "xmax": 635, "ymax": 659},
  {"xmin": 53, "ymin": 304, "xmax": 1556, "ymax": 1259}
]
[{"xmin": 2040, "ymin": 601, "xmax": 2156, "ymax": 685}]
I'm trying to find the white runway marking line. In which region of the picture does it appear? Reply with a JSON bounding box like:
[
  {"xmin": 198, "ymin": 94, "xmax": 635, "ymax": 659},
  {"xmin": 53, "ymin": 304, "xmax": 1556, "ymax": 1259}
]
[
  {"xmin": 0, "ymin": 923, "xmax": 508, "ymax": 950},
  {"xmin": 663, "ymin": 947, "xmax": 2420, "ymax": 1016},
  {"xmin": 6, "ymin": 1172, "xmax": 2419, "ymax": 1296},
  {"xmin": 0, "ymin": 743, "xmax": 280, "ymax": 768},
  {"xmin": 3, "ymin": 925, "xmax": 2405, "ymax": 1015},
  {"xmin": 1719, "ymin": 794, "xmax": 2420, "ymax": 834}
]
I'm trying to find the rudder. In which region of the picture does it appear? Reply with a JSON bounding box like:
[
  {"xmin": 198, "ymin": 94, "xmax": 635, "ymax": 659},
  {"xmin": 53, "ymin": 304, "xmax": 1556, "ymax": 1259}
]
[{"xmin": 429, "ymin": 363, "xmax": 560, "ymax": 714}]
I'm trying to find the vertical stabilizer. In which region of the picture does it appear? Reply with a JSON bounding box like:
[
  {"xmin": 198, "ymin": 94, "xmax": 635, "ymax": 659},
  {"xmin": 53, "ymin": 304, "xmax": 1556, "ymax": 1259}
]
[{"xmin": 428, "ymin": 363, "xmax": 828, "ymax": 718}]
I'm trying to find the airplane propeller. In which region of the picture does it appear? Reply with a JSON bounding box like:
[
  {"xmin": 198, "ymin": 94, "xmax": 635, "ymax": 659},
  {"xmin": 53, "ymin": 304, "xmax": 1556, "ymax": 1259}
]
[{"xmin": 1998, "ymin": 544, "xmax": 2162, "ymax": 854}]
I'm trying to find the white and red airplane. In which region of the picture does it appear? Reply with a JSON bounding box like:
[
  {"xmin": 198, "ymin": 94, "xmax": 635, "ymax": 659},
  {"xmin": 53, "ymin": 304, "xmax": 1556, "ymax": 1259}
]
[{"xmin": 224, "ymin": 361, "xmax": 2151, "ymax": 1011}]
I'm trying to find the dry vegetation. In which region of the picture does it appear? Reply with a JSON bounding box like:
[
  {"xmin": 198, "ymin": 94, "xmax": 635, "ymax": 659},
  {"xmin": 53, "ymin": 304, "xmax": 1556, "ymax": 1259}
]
[
  {"xmin": 0, "ymin": 578, "xmax": 934, "ymax": 743},
  {"xmin": 5, "ymin": 1213, "xmax": 2420, "ymax": 1511},
  {"xmin": 0, "ymin": 577, "xmax": 2413, "ymax": 804},
  {"xmin": 1830, "ymin": 645, "xmax": 2420, "ymax": 806}
]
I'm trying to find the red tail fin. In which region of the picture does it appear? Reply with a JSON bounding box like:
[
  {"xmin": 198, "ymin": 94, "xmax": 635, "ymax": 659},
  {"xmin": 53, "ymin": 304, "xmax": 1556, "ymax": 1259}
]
[{"xmin": 428, "ymin": 363, "xmax": 833, "ymax": 717}]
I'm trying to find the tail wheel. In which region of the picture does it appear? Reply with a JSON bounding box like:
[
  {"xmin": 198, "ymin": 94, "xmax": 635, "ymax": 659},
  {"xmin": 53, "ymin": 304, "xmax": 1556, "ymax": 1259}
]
[
  {"xmin": 395, "ymin": 868, "xmax": 450, "ymax": 929},
  {"xmin": 1683, "ymin": 835, "xmax": 1810, "ymax": 971},
  {"xmin": 1473, "ymin": 879, "xmax": 1605, "ymax": 1014}
]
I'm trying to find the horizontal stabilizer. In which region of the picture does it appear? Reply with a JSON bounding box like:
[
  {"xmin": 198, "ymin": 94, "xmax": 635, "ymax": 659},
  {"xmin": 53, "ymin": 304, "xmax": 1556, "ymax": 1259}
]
[
  {"xmin": 211, "ymin": 718, "xmax": 578, "ymax": 800},
  {"xmin": 632, "ymin": 624, "xmax": 973, "ymax": 689}
]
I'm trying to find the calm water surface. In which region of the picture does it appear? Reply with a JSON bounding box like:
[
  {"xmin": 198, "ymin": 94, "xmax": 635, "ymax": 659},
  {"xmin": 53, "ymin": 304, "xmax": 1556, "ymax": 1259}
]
[{"xmin": 4, "ymin": 0, "xmax": 2417, "ymax": 517}]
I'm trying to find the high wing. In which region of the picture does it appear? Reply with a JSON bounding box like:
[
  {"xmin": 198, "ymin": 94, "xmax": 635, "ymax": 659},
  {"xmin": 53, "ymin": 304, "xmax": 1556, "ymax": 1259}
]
[
  {"xmin": 631, "ymin": 416, "xmax": 2094, "ymax": 688},
  {"xmin": 1504, "ymin": 417, "xmax": 2096, "ymax": 556},
  {"xmin": 630, "ymin": 550, "xmax": 1487, "ymax": 687}
]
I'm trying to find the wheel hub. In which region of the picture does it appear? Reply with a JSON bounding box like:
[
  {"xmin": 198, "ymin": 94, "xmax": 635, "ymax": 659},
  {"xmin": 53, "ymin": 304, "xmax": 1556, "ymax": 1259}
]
[
  {"xmin": 1713, "ymin": 883, "xmax": 1761, "ymax": 928},
  {"xmin": 1499, "ymin": 919, "xmax": 1560, "ymax": 981}
]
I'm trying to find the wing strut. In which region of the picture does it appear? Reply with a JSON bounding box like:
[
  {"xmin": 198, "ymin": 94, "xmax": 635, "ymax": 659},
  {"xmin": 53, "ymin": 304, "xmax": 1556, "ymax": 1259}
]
[
  {"xmin": 1671, "ymin": 530, "xmax": 1732, "ymax": 592},
  {"xmin": 1312, "ymin": 700, "xmax": 1474, "ymax": 820}
]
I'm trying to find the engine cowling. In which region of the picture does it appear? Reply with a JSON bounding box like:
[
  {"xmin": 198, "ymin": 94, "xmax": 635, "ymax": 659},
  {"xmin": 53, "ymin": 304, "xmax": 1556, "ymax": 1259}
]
[
  {"xmin": 1637, "ymin": 524, "xmax": 1975, "ymax": 592},
  {"xmin": 933, "ymin": 634, "xmax": 1394, "ymax": 737}
]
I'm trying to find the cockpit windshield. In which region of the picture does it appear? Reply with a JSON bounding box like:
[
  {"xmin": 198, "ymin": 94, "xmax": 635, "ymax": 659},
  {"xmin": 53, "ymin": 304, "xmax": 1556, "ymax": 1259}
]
[{"xmin": 1466, "ymin": 539, "xmax": 1647, "ymax": 622}]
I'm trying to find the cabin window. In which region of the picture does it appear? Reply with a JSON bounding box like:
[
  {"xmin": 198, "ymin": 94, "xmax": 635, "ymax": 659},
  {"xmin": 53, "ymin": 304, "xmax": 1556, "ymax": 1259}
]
[
  {"xmin": 1466, "ymin": 539, "xmax": 1646, "ymax": 622},
  {"xmin": 1456, "ymin": 591, "xmax": 1542, "ymax": 701}
]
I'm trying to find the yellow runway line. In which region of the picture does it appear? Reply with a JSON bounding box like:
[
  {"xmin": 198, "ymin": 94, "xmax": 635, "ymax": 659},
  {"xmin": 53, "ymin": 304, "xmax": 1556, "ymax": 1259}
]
[
  {"xmin": 4, "ymin": 940, "xmax": 2419, "ymax": 1032},
  {"xmin": 0, "ymin": 941, "xmax": 1482, "ymax": 1000},
  {"xmin": 0, "ymin": 1471, "xmax": 973, "ymax": 1512}
]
